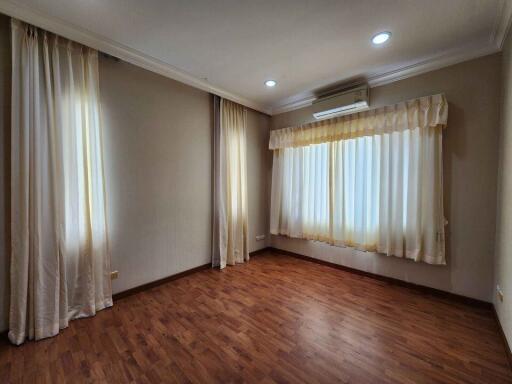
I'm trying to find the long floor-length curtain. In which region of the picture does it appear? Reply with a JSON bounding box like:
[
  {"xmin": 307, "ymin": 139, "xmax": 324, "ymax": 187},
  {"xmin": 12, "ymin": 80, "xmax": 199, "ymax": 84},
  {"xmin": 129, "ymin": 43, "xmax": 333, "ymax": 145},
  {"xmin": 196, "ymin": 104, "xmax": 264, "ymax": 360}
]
[
  {"xmin": 10, "ymin": 19, "xmax": 112, "ymax": 345},
  {"xmin": 212, "ymin": 97, "xmax": 249, "ymax": 268},
  {"xmin": 270, "ymin": 94, "xmax": 447, "ymax": 265}
]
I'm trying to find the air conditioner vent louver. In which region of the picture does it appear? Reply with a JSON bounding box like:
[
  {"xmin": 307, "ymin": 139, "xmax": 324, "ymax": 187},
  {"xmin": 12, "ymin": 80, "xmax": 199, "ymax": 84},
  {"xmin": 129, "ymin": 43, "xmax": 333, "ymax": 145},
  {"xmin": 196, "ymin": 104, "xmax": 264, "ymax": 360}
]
[{"xmin": 312, "ymin": 85, "xmax": 369, "ymax": 120}]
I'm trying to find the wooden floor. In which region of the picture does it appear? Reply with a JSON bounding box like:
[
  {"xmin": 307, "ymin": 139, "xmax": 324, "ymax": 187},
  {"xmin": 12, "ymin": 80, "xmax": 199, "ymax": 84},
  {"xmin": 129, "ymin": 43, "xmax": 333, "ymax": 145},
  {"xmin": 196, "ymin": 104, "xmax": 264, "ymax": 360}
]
[{"xmin": 1, "ymin": 251, "xmax": 511, "ymax": 383}]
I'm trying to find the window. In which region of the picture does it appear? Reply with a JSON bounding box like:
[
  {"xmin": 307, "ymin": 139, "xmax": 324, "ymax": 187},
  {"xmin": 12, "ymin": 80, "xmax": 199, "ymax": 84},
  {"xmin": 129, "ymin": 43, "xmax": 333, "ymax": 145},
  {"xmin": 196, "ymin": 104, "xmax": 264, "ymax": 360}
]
[{"xmin": 270, "ymin": 94, "xmax": 447, "ymax": 265}]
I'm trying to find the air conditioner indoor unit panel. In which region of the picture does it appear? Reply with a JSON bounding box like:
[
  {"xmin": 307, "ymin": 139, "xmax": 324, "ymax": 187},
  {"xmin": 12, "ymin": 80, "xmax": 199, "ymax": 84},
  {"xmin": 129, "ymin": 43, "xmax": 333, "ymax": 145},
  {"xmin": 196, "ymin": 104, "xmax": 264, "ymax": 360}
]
[{"xmin": 312, "ymin": 85, "xmax": 369, "ymax": 120}]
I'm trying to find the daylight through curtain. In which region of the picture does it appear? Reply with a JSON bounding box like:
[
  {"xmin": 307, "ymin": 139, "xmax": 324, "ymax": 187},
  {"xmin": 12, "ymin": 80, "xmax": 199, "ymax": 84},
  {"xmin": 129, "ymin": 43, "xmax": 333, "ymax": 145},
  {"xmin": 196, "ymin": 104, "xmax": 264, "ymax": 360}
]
[
  {"xmin": 10, "ymin": 19, "xmax": 112, "ymax": 345},
  {"xmin": 270, "ymin": 94, "xmax": 447, "ymax": 264}
]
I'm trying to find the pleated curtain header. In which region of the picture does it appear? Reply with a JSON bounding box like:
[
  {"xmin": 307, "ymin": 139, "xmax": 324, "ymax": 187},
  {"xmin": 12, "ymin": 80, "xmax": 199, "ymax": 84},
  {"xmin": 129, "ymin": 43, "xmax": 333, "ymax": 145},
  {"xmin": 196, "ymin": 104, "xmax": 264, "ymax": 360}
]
[
  {"xmin": 269, "ymin": 93, "xmax": 448, "ymax": 150},
  {"xmin": 12, "ymin": 19, "xmax": 96, "ymax": 55}
]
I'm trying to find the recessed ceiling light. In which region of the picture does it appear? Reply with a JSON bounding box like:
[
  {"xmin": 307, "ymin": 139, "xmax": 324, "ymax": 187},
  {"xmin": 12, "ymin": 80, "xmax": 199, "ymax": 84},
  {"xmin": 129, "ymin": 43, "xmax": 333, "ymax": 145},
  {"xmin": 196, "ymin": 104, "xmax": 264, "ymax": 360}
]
[
  {"xmin": 372, "ymin": 32, "xmax": 391, "ymax": 45},
  {"xmin": 265, "ymin": 80, "xmax": 277, "ymax": 87}
]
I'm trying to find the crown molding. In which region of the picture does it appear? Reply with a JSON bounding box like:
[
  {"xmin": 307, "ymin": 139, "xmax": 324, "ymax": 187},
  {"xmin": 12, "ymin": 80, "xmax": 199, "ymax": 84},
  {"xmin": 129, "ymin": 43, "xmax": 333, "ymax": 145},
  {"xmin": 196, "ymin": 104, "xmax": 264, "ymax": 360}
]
[
  {"xmin": 0, "ymin": 0, "xmax": 272, "ymax": 115},
  {"xmin": 2, "ymin": 0, "xmax": 511, "ymax": 117},
  {"xmin": 271, "ymin": 41, "xmax": 500, "ymax": 115},
  {"xmin": 491, "ymin": 0, "xmax": 512, "ymax": 50},
  {"xmin": 366, "ymin": 42, "xmax": 500, "ymax": 88},
  {"xmin": 271, "ymin": 95, "xmax": 317, "ymax": 115}
]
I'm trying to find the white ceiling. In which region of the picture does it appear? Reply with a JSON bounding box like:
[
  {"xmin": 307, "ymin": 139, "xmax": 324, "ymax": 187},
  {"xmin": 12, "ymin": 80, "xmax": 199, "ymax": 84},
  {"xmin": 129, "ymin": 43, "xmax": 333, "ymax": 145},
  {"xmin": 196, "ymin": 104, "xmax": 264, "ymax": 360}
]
[{"xmin": 1, "ymin": 0, "xmax": 511, "ymax": 114}]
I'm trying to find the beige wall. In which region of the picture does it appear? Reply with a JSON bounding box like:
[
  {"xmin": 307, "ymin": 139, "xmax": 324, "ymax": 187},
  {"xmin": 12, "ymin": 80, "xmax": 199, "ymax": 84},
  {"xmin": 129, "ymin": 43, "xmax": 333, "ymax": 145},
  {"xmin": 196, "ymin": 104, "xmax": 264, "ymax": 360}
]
[
  {"xmin": 271, "ymin": 54, "xmax": 501, "ymax": 302},
  {"xmin": 495, "ymin": 28, "xmax": 512, "ymax": 346},
  {"xmin": 246, "ymin": 110, "xmax": 272, "ymax": 252},
  {"xmin": 100, "ymin": 58, "xmax": 212, "ymax": 293},
  {"xmin": 101, "ymin": 58, "xmax": 270, "ymax": 294},
  {"xmin": 0, "ymin": 13, "xmax": 10, "ymax": 332}
]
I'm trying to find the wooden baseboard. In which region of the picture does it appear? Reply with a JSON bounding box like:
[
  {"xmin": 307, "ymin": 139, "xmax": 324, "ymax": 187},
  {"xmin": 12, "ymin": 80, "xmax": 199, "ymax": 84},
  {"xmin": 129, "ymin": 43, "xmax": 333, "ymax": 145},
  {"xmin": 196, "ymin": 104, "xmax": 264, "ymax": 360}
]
[
  {"xmin": 249, "ymin": 247, "xmax": 271, "ymax": 257},
  {"xmin": 113, "ymin": 248, "xmax": 268, "ymax": 301},
  {"xmin": 493, "ymin": 306, "xmax": 512, "ymax": 371},
  {"xmin": 113, "ymin": 263, "xmax": 211, "ymax": 301},
  {"xmin": 267, "ymin": 246, "xmax": 492, "ymax": 309},
  {"xmin": 0, "ymin": 330, "xmax": 7, "ymax": 342}
]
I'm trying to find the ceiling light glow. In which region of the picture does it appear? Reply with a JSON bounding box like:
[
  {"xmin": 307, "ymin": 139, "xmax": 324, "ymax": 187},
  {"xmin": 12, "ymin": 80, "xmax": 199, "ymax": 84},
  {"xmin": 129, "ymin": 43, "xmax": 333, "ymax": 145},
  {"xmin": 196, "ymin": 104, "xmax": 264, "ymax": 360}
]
[
  {"xmin": 265, "ymin": 80, "xmax": 277, "ymax": 87},
  {"xmin": 372, "ymin": 32, "xmax": 391, "ymax": 45}
]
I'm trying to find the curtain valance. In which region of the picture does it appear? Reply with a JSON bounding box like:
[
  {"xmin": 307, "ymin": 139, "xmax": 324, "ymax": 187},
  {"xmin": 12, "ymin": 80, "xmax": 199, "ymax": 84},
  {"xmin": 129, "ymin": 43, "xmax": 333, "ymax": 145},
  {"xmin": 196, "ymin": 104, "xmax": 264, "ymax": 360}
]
[{"xmin": 269, "ymin": 93, "xmax": 448, "ymax": 149}]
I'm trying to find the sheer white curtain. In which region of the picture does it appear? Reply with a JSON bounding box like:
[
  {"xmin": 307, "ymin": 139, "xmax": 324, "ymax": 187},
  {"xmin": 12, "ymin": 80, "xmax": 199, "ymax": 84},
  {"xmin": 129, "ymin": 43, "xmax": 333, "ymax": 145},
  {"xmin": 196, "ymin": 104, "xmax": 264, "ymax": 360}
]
[
  {"xmin": 212, "ymin": 97, "xmax": 249, "ymax": 268},
  {"xmin": 270, "ymin": 94, "xmax": 447, "ymax": 265},
  {"xmin": 10, "ymin": 19, "xmax": 112, "ymax": 345}
]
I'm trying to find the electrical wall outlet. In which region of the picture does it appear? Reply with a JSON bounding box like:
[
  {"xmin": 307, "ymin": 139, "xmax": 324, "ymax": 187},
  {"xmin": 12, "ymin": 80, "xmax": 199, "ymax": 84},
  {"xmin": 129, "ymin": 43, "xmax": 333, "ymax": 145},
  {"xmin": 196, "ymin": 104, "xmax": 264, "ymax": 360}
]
[
  {"xmin": 111, "ymin": 270, "xmax": 119, "ymax": 280},
  {"xmin": 497, "ymin": 284, "xmax": 504, "ymax": 302},
  {"xmin": 256, "ymin": 235, "xmax": 266, "ymax": 241}
]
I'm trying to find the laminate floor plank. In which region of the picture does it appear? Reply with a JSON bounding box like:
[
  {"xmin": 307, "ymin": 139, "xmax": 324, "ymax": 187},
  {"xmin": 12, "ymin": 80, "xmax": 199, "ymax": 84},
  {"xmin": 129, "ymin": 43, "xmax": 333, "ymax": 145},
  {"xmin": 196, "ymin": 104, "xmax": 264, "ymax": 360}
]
[{"xmin": 0, "ymin": 252, "xmax": 510, "ymax": 383}]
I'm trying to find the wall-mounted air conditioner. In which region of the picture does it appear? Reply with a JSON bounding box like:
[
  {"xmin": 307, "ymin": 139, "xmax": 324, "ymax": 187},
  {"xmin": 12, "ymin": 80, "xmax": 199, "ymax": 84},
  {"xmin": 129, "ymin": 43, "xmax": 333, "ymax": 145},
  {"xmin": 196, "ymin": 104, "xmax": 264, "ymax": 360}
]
[{"xmin": 312, "ymin": 84, "xmax": 369, "ymax": 120}]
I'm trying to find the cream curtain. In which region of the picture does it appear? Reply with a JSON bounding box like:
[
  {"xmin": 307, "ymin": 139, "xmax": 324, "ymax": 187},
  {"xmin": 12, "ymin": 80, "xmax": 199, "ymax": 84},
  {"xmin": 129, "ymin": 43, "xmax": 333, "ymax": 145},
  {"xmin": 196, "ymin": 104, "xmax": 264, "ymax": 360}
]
[
  {"xmin": 212, "ymin": 97, "xmax": 249, "ymax": 269},
  {"xmin": 270, "ymin": 94, "xmax": 447, "ymax": 264},
  {"xmin": 10, "ymin": 19, "xmax": 112, "ymax": 345}
]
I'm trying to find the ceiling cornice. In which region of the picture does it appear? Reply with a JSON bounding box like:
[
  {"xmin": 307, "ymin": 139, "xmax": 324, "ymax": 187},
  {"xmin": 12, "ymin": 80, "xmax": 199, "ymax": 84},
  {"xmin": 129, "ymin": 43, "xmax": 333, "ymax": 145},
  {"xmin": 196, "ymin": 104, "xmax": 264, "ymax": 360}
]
[
  {"xmin": 1, "ymin": 0, "xmax": 511, "ymax": 117},
  {"xmin": 0, "ymin": 0, "xmax": 272, "ymax": 115},
  {"xmin": 271, "ymin": 41, "xmax": 501, "ymax": 115},
  {"xmin": 490, "ymin": 0, "xmax": 512, "ymax": 50}
]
